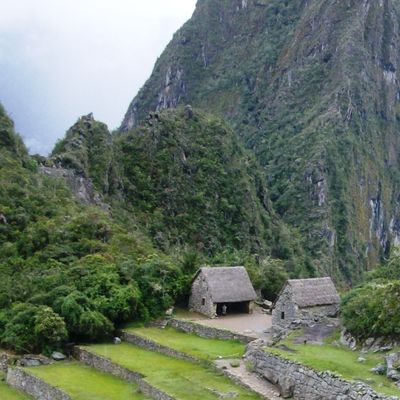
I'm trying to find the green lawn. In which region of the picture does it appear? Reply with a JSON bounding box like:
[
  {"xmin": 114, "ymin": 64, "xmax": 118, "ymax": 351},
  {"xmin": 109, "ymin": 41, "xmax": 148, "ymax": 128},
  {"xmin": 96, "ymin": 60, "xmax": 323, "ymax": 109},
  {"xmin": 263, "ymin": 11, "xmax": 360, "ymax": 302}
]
[
  {"xmin": 126, "ymin": 326, "xmax": 246, "ymax": 361},
  {"xmin": 87, "ymin": 343, "xmax": 262, "ymax": 400},
  {"xmin": 0, "ymin": 375, "xmax": 31, "ymax": 400},
  {"xmin": 27, "ymin": 362, "xmax": 149, "ymax": 400},
  {"xmin": 269, "ymin": 335, "xmax": 400, "ymax": 397}
]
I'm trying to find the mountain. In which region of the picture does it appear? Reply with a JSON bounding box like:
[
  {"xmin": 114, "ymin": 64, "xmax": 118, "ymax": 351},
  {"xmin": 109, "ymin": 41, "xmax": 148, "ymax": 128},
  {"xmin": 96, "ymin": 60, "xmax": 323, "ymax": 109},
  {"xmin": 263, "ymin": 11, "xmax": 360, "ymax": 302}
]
[
  {"xmin": 121, "ymin": 0, "xmax": 400, "ymax": 283},
  {"xmin": 51, "ymin": 107, "xmax": 306, "ymax": 270}
]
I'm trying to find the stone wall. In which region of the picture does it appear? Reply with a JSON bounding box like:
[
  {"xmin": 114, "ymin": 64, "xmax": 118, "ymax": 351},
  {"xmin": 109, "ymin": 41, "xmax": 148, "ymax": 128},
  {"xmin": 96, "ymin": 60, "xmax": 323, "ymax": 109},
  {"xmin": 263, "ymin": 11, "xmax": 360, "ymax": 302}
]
[
  {"xmin": 0, "ymin": 353, "xmax": 9, "ymax": 374},
  {"xmin": 168, "ymin": 318, "xmax": 254, "ymax": 343},
  {"xmin": 7, "ymin": 367, "xmax": 71, "ymax": 400},
  {"xmin": 122, "ymin": 332, "xmax": 199, "ymax": 363},
  {"xmin": 245, "ymin": 341, "xmax": 396, "ymax": 400},
  {"xmin": 272, "ymin": 285, "xmax": 298, "ymax": 331},
  {"xmin": 75, "ymin": 347, "xmax": 175, "ymax": 400},
  {"xmin": 189, "ymin": 273, "xmax": 216, "ymax": 317}
]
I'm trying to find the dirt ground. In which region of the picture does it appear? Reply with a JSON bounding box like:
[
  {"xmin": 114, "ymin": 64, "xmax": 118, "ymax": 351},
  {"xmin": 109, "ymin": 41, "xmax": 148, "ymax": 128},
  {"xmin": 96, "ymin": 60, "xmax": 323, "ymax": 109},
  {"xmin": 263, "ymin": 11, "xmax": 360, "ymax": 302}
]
[{"xmin": 179, "ymin": 307, "xmax": 272, "ymax": 339}]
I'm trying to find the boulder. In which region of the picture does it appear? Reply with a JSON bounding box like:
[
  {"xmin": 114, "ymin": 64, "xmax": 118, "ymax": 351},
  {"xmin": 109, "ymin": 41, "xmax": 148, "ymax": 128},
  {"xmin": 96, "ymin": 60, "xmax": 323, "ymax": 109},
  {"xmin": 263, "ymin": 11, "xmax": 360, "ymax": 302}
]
[
  {"xmin": 357, "ymin": 357, "xmax": 366, "ymax": 364},
  {"xmin": 340, "ymin": 329, "xmax": 357, "ymax": 351},
  {"xmin": 113, "ymin": 337, "xmax": 122, "ymax": 344},
  {"xmin": 51, "ymin": 352, "xmax": 67, "ymax": 361},
  {"xmin": 18, "ymin": 355, "xmax": 52, "ymax": 367},
  {"xmin": 384, "ymin": 352, "xmax": 400, "ymax": 382},
  {"xmin": 165, "ymin": 307, "xmax": 174, "ymax": 316},
  {"xmin": 370, "ymin": 364, "xmax": 386, "ymax": 375}
]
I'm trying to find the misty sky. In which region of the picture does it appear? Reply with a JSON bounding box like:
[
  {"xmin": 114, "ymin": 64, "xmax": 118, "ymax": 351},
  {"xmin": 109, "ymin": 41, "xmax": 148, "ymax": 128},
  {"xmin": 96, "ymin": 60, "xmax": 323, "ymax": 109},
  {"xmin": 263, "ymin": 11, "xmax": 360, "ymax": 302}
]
[{"xmin": 0, "ymin": 1, "xmax": 197, "ymax": 155}]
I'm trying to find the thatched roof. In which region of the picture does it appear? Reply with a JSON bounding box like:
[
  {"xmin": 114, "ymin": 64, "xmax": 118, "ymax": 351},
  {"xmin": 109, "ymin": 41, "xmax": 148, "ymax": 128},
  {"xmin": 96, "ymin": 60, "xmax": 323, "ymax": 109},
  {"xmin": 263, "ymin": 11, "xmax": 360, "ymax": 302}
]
[
  {"xmin": 194, "ymin": 266, "xmax": 257, "ymax": 303},
  {"xmin": 284, "ymin": 277, "xmax": 340, "ymax": 308}
]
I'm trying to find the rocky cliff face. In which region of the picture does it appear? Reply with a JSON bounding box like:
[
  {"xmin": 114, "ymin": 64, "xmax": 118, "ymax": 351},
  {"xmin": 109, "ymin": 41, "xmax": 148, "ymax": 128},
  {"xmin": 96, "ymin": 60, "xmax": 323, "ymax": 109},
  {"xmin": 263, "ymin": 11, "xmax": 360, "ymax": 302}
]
[{"xmin": 121, "ymin": 0, "xmax": 400, "ymax": 283}]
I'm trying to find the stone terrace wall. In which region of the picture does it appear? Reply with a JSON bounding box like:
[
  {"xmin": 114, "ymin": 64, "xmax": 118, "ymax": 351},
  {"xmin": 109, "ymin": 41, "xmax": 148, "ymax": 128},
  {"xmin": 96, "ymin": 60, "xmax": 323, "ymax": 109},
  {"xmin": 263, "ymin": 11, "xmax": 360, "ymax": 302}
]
[
  {"xmin": 0, "ymin": 353, "xmax": 9, "ymax": 374},
  {"xmin": 122, "ymin": 332, "xmax": 199, "ymax": 363},
  {"xmin": 75, "ymin": 347, "xmax": 175, "ymax": 400},
  {"xmin": 245, "ymin": 341, "xmax": 397, "ymax": 400},
  {"xmin": 7, "ymin": 367, "xmax": 71, "ymax": 400},
  {"xmin": 168, "ymin": 318, "xmax": 254, "ymax": 344}
]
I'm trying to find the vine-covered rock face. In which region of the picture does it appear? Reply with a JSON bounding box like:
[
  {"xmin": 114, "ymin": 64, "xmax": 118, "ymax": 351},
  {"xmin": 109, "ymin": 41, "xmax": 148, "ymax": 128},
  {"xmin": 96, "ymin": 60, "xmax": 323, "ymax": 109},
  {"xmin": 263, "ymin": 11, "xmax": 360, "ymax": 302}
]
[{"xmin": 120, "ymin": 0, "xmax": 400, "ymax": 283}]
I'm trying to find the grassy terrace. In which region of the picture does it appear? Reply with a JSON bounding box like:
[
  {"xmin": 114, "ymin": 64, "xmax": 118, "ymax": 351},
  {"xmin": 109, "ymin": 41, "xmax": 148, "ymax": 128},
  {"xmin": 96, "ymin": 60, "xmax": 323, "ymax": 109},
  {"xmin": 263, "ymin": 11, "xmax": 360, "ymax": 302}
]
[
  {"xmin": 87, "ymin": 343, "xmax": 262, "ymax": 400},
  {"xmin": 27, "ymin": 362, "xmax": 149, "ymax": 400},
  {"xmin": 268, "ymin": 333, "xmax": 400, "ymax": 397},
  {"xmin": 126, "ymin": 326, "xmax": 246, "ymax": 361}
]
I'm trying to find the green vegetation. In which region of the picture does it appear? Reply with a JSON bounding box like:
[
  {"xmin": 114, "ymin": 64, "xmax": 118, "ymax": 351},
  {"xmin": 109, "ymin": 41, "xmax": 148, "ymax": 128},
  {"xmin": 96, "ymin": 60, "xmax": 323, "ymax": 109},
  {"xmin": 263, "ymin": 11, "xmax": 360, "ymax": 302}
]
[
  {"xmin": 51, "ymin": 114, "xmax": 114, "ymax": 194},
  {"xmin": 268, "ymin": 333, "xmax": 400, "ymax": 397},
  {"xmin": 0, "ymin": 375, "xmax": 30, "ymax": 400},
  {"xmin": 87, "ymin": 343, "xmax": 262, "ymax": 400},
  {"xmin": 27, "ymin": 362, "xmax": 149, "ymax": 400},
  {"xmin": 126, "ymin": 326, "xmax": 245, "ymax": 361},
  {"xmin": 0, "ymin": 105, "xmax": 188, "ymax": 353},
  {"xmin": 341, "ymin": 248, "xmax": 400, "ymax": 339},
  {"xmin": 115, "ymin": 108, "xmax": 306, "ymax": 270}
]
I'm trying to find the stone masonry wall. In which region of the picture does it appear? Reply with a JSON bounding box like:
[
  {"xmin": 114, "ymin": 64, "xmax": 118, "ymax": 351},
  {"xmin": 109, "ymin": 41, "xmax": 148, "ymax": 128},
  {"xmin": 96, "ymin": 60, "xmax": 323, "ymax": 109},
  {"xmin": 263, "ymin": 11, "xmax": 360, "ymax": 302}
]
[
  {"xmin": 298, "ymin": 304, "xmax": 339, "ymax": 323},
  {"xmin": 168, "ymin": 318, "xmax": 254, "ymax": 343},
  {"xmin": 272, "ymin": 285, "xmax": 298, "ymax": 331},
  {"xmin": 189, "ymin": 273, "xmax": 215, "ymax": 317},
  {"xmin": 75, "ymin": 347, "xmax": 175, "ymax": 400},
  {"xmin": 0, "ymin": 353, "xmax": 9, "ymax": 374},
  {"xmin": 122, "ymin": 332, "xmax": 199, "ymax": 363},
  {"xmin": 7, "ymin": 367, "xmax": 71, "ymax": 400},
  {"xmin": 245, "ymin": 341, "xmax": 396, "ymax": 400}
]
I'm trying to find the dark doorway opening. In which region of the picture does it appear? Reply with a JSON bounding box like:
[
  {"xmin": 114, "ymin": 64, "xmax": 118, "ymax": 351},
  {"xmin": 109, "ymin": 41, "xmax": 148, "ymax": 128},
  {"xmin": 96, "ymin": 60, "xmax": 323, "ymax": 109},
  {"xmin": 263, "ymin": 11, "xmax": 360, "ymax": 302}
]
[{"xmin": 216, "ymin": 301, "xmax": 251, "ymax": 315}]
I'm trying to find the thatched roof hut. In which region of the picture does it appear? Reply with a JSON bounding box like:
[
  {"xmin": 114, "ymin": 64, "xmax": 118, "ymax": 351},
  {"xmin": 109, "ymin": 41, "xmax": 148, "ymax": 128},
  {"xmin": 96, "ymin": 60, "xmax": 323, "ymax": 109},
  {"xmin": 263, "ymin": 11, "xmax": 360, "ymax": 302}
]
[
  {"xmin": 189, "ymin": 266, "xmax": 257, "ymax": 317},
  {"xmin": 282, "ymin": 277, "xmax": 340, "ymax": 308},
  {"xmin": 272, "ymin": 277, "xmax": 340, "ymax": 330}
]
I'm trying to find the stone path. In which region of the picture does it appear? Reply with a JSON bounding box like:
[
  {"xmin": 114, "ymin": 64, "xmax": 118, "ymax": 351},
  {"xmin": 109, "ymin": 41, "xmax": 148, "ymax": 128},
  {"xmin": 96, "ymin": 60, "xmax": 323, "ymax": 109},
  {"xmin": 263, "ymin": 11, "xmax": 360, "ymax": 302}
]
[{"xmin": 215, "ymin": 359, "xmax": 281, "ymax": 400}]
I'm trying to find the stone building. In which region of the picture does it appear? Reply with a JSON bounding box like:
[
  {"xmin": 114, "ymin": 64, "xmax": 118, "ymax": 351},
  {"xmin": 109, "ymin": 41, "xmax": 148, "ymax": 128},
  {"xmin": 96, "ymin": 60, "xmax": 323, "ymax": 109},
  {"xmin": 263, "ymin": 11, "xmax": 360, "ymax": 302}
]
[
  {"xmin": 189, "ymin": 266, "xmax": 257, "ymax": 318},
  {"xmin": 272, "ymin": 277, "xmax": 340, "ymax": 331}
]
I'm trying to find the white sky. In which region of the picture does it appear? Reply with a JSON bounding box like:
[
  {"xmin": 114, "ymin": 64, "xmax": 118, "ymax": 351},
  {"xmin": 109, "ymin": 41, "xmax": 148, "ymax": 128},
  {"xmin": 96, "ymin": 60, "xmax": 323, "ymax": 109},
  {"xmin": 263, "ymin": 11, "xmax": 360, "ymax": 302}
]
[{"xmin": 0, "ymin": 0, "xmax": 197, "ymax": 154}]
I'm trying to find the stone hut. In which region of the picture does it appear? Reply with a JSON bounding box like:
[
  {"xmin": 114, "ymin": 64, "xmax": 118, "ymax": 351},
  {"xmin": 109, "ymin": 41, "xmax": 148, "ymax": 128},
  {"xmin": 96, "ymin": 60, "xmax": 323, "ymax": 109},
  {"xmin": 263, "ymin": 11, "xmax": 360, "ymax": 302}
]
[
  {"xmin": 272, "ymin": 277, "xmax": 340, "ymax": 331},
  {"xmin": 189, "ymin": 266, "xmax": 257, "ymax": 318}
]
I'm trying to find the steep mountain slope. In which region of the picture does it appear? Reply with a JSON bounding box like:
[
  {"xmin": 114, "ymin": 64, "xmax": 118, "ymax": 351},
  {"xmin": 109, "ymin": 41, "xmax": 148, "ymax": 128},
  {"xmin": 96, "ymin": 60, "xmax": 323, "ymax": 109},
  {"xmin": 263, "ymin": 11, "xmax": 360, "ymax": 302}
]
[
  {"xmin": 116, "ymin": 107, "xmax": 300, "ymax": 259},
  {"xmin": 121, "ymin": 0, "xmax": 400, "ymax": 283}
]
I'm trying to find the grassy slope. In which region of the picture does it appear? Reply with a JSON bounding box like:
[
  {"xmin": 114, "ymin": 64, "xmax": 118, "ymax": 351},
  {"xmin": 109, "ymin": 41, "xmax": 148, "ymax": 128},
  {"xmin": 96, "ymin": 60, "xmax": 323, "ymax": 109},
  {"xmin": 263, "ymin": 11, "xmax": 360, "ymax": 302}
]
[
  {"xmin": 87, "ymin": 343, "xmax": 261, "ymax": 400},
  {"xmin": 27, "ymin": 362, "xmax": 148, "ymax": 400},
  {"xmin": 126, "ymin": 326, "xmax": 245, "ymax": 361},
  {"xmin": 269, "ymin": 335, "xmax": 400, "ymax": 397}
]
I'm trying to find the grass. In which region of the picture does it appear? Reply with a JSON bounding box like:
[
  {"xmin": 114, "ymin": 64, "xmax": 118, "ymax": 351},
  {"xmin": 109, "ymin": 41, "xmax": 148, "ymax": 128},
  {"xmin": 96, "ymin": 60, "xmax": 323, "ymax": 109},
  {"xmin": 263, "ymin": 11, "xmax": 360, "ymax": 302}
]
[
  {"xmin": 125, "ymin": 326, "xmax": 246, "ymax": 361},
  {"xmin": 87, "ymin": 343, "xmax": 262, "ymax": 400},
  {"xmin": 26, "ymin": 362, "xmax": 149, "ymax": 400},
  {"xmin": 0, "ymin": 374, "xmax": 31, "ymax": 400},
  {"xmin": 268, "ymin": 333, "xmax": 400, "ymax": 397},
  {"xmin": 172, "ymin": 307, "xmax": 204, "ymax": 320}
]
